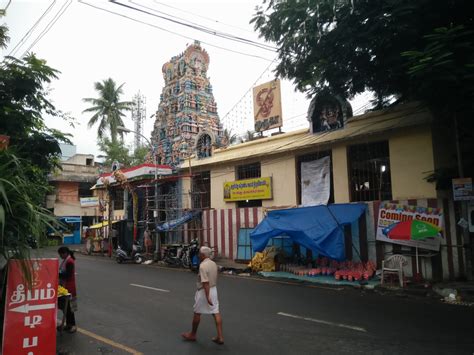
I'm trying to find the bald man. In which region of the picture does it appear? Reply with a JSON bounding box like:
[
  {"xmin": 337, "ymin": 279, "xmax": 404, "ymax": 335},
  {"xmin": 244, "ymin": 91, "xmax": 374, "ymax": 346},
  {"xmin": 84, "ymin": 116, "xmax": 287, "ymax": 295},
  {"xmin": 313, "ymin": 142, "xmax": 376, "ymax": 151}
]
[{"xmin": 181, "ymin": 246, "xmax": 224, "ymax": 345}]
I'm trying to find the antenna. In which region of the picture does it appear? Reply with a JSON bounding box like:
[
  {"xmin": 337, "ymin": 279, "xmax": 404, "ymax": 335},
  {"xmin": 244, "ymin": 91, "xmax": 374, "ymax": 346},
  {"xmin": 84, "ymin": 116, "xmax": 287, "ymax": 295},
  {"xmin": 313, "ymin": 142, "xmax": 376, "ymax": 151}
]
[{"xmin": 131, "ymin": 91, "xmax": 146, "ymax": 151}]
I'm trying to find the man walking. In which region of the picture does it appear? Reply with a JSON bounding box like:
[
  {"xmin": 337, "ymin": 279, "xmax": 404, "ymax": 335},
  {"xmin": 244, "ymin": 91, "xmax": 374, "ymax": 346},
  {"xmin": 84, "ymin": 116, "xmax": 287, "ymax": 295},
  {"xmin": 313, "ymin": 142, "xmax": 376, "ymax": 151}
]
[{"xmin": 181, "ymin": 246, "xmax": 224, "ymax": 345}]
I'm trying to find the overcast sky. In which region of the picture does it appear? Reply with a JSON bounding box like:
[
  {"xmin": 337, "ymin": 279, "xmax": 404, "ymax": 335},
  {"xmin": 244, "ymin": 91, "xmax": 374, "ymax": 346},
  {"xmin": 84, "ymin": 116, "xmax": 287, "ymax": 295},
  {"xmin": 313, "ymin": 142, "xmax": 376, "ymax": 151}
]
[{"xmin": 2, "ymin": 0, "xmax": 368, "ymax": 159}]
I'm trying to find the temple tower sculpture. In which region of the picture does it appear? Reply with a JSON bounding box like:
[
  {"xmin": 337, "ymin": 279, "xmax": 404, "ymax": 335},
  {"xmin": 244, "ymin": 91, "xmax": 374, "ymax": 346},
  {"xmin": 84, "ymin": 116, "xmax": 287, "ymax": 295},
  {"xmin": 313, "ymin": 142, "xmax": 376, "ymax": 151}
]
[{"xmin": 151, "ymin": 41, "xmax": 226, "ymax": 167}]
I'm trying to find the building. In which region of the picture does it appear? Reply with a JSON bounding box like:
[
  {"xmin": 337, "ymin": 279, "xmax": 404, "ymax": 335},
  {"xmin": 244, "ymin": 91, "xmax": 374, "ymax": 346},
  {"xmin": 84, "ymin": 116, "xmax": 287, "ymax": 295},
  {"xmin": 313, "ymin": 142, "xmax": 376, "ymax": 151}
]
[
  {"xmin": 178, "ymin": 102, "xmax": 468, "ymax": 281},
  {"xmin": 47, "ymin": 148, "xmax": 99, "ymax": 227},
  {"xmin": 151, "ymin": 41, "xmax": 227, "ymax": 168}
]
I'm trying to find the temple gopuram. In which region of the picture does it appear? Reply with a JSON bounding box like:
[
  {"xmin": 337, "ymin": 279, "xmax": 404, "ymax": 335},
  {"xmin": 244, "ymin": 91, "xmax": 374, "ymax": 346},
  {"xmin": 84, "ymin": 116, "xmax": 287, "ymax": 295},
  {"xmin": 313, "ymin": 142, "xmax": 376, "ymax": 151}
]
[{"xmin": 151, "ymin": 41, "xmax": 227, "ymax": 168}]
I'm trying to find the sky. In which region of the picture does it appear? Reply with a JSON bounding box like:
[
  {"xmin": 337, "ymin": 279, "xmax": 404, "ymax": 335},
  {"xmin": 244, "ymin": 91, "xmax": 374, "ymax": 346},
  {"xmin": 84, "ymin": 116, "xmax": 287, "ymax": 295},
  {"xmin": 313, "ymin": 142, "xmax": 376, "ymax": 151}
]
[{"xmin": 2, "ymin": 0, "xmax": 369, "ymax": 159}]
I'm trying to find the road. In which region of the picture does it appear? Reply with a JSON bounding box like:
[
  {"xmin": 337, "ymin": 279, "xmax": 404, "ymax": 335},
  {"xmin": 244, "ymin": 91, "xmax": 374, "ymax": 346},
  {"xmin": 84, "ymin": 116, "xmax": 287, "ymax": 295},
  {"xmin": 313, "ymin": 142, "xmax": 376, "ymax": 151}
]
[{"xmin": 39, "ymin": 249, "xmax": 474, "ymax": 355}]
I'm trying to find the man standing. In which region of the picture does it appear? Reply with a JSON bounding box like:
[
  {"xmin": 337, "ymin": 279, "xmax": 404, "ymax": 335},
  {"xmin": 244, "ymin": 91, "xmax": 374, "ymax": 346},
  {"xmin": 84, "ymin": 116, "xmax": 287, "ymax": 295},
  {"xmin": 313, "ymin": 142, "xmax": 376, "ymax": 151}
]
[{"xmin": 181, "ymin": 246, "xmax": 224, "ymax": 345}]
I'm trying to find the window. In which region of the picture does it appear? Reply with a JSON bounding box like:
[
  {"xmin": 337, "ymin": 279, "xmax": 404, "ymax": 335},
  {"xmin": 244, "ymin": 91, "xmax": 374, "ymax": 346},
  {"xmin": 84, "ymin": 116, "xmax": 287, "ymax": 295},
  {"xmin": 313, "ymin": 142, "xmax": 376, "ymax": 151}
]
[
  {"xmin": 348, "ymin": 141, "xmax": 392, "ymax": 202},
  {"xmin": 236, "ymin": 162, "xmax": 262, "ymax": 207},
  {"xmin": 86, "ymin": 158, "xmax": 93, "ymax": 166},
  {"xmin": 296, "ymin": 151, "xmax": 333, "ymax": 205},
  {"xmin": 192, "ymin": 171, "xmax": 210, "ymax": 209},
  {"xmin": 113, "ymin": 189, "xmax": 124, "ymax": 210},
  {"xmin": 78, "ymin": 182, "xmax": 94, "ymax": 198},
  {"xmin": 236, "ymin": 162, "xmax": 261, "ymax": 180}
]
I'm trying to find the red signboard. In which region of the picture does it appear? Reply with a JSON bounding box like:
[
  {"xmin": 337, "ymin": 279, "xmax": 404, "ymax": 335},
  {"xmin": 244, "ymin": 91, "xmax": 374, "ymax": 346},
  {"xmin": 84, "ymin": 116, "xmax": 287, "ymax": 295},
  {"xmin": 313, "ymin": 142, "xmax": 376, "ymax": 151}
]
[{"xmin": 2, "ymin": 259, "xmax": 58, "ymax": 355}]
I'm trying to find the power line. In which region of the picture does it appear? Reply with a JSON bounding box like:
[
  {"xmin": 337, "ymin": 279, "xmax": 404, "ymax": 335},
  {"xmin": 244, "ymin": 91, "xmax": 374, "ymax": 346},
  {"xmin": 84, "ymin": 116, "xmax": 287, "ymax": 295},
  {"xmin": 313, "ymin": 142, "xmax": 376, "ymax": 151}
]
[
  {"xmin": 8, "ymin": 0, "xmax": 56, "ymax": 57},
  {"xmin": 111, "ymin": 1, "xmax": 277, "ymax": 52},
  {"xmin": 153, "ymin": 0, "xmax": 255, "ymax": 35},
  {"xmin": 78, "ymin": 1, "xmax": 273, "ymax": 62},
  {"xmin": 21, "ymin": 0, "xmax": 72, "ymax": 57}
]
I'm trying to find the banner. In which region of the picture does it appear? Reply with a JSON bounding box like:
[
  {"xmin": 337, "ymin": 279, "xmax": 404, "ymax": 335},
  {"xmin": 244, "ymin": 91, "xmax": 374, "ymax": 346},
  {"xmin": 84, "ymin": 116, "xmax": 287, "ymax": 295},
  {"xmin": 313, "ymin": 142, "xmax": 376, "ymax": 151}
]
[
  {"xmin": 224, "ymin": 177, "xmax": 272, "ymax": 202},
  {"xmin": 452, "ymin": 177, "xmax": 473, "ymax": 201},
  {"xmin": 253, "ymin": 79, "xmax": 283, "ymax": 132},
  {"xmin": 2, "ymin": 259, "xmax": 59, "ymax": 355},
  {"xmin": 301, "ymin": 156, "xmax": 331, "ymax": 206},
  {"xmin": 376, "ymin": 203, "xmax": 444, "ymax": 251},
  {"xmin": 80, "ymin": 196, "xmax": 99, "ymax": 207}
]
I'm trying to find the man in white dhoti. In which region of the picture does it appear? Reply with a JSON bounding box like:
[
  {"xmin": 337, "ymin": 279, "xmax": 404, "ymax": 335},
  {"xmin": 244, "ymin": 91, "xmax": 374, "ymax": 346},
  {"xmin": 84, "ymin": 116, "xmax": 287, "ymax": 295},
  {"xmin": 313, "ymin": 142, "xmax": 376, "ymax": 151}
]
[{"xmin": 181, "ymin": 246, "xmax": 224, "ymax": 345}]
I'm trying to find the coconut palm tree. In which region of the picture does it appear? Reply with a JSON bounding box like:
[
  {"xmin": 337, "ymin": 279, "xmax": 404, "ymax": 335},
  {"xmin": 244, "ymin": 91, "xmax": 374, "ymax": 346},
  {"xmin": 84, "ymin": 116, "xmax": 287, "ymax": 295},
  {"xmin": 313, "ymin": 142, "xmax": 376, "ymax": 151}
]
[
  {"xmin": 223, "ymin": 128, "xmax": 238, "ymax": 145},
  {"xmin": 83, "ymin": 78, "xmax": 132, "ymax": 143}
]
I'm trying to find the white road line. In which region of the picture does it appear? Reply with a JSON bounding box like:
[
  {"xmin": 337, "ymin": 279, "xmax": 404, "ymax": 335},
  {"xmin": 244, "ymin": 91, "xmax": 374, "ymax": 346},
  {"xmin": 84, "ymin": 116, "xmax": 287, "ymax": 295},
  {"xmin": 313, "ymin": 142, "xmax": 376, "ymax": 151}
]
[
  {"xmin": 277, "ymin": 312, "xmax": 367, "ymax": 333},
  {"xmin": 130, "ymin": 283, "xmax": 170, "ymax": 293}
]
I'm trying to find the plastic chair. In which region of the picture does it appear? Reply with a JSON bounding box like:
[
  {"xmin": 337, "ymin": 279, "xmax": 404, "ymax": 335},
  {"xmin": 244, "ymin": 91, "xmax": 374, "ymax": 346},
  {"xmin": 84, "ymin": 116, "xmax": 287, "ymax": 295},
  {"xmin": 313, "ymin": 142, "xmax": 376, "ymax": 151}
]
[{"xmin": 381, "ymin": 254, "xmax": 408, "ymax": 288}]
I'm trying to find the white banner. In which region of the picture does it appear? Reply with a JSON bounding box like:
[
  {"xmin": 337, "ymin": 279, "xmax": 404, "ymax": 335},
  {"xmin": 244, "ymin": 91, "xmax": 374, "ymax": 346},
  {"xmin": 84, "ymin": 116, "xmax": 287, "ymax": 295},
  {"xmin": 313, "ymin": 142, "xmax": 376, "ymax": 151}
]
[
  {"xmin": 376, "ymin": 202, "xmax": 444, "ymax": 251},
  {"xmin": 301, "ymin": 156, "xmax": 331, "ymax": 206}
]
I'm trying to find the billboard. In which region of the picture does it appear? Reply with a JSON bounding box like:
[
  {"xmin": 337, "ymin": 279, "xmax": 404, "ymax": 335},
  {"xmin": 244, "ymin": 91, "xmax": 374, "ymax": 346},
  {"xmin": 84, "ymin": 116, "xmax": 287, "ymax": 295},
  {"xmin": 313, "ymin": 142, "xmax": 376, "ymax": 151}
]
[
  {"xmin": 376, "ymin": 203, "xmax": 444, "ymax": 251},
  {"xmin": 224, "ymin": 177, "xmax": 272, "ymax": 202},
  {"xmin": 253, "ymin": 79, "xmax": 283, "ymax": 132},
  {"xmin": 80, "ymin": 196, "xmax": 99, "ymax": 207}
]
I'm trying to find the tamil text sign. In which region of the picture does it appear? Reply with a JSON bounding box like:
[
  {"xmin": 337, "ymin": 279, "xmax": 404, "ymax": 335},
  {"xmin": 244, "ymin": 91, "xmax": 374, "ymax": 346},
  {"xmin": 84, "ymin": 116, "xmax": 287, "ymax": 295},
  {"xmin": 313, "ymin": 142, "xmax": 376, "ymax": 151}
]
[
  {"xmin": 253, "ymin": 79, "xmax": 282, "ymax": 132},
  {"xmin": 2, "ymin": 259, "xmax": 58, "ymax": 355},
  {"xmin": 224, "ymin": 177, "xmax": 272, "ymax": 202},
  {"xmin": 376, "ymin": 203, "xmax": 444, "ymax": 251}
]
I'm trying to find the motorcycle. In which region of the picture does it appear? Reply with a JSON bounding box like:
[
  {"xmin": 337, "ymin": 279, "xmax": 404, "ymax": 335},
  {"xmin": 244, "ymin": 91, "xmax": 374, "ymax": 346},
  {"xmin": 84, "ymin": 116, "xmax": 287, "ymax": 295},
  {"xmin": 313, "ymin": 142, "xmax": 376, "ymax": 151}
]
[
  {"xmin": 116, "ymin": 241, "xmax": 145, "ymax": 264},
  {"xmin": 162, "ymin": 244, "xmax": 184, "ymax": 267},
  {"xmin": 188, "ymin": 238, "xmax": 200, "ymax": 272}
]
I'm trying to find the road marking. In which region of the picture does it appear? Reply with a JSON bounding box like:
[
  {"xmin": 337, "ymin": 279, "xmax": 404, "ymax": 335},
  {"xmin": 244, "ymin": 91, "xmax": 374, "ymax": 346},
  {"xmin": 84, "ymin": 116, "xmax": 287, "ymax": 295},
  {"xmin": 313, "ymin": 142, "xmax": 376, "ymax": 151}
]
[
  {"xmin": 277, "ymin": 312, "xmax": 367, "ymax": 333},
  {"xmin": 77, "ymin": 327, "xmax": 144, "ymax": 355},
  {"xmin": 130, "ymin": 283, "xmax": 170, "ymax": 293}
]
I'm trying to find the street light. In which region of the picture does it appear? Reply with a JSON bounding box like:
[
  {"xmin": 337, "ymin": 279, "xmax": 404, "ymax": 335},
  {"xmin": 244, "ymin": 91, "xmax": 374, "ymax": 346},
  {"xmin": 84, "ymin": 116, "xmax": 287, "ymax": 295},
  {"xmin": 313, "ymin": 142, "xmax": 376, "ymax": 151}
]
[{"xmin": 117, "ymin": 126, "xmax": 161, "ymax": 261}]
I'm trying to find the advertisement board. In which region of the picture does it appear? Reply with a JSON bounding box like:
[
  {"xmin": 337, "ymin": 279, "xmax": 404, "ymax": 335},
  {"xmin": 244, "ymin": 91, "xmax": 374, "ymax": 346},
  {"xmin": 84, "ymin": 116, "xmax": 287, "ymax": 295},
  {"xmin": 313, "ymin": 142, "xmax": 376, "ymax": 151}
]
[
  {"xmin": 224, "ymin": 177, "xmax": 272, "ymax": 202},
  {"xmin": 452, "ymin": 178, "xmax": 473, "ymax": 201},
  {"xmin": 376, "ymin": 203, "xmax": 444, "ymax": 251},
  {"xmin": 253, "ymin": 79, "xmax": 283, "ymax": 132},
  {"xmin": 2, "ymin": 259, "xmax": 59, "ymax": 355}
]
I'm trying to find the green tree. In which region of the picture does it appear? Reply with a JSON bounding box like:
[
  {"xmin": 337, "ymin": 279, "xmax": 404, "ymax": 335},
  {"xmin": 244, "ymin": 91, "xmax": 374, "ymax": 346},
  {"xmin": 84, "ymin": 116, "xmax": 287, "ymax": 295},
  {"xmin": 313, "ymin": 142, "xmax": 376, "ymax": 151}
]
[
  {"xmin": 131, "ymin": 145, "xmax": 150, "ymax": 166},
  {"xmin": 251, "ymin": 0, "xmax": 474, "ymax": 109},
  {"xmin": 223, "ymin": 128, "xmax": 238, "ymax": 145},
  {"xmin": 97, "ymin": 137, "xmax": 132, "ymax": 167},
  {"xmin": 83, "ymin": 78, "xmax": 133, "ymax": 143}
]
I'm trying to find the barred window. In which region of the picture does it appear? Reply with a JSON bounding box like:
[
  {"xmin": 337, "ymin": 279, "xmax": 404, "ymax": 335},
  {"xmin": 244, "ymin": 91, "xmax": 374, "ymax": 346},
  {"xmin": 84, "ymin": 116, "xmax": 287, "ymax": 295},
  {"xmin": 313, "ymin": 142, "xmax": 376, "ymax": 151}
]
[
  {"xmin": 236, "ymin": 162, "xmax": 262, "ymax": 207},
  {"xmin": 348, "ymin": 141, "xmax": 392, "ymax": 202}
]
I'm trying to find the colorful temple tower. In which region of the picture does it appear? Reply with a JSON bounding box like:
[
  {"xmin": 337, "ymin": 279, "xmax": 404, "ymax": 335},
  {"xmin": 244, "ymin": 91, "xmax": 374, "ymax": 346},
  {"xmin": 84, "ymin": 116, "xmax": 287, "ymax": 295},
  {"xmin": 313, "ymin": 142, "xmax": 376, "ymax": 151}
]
[{"xmin": 151, "ymin": 41, "xmax": 226, "ymax": 168}]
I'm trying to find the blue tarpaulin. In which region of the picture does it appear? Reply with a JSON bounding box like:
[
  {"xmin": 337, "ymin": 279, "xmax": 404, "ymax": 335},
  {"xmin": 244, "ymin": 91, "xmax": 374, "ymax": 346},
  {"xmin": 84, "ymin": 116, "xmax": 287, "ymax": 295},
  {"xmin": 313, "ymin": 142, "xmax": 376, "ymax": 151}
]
[
  {"xmin": 250, "ymin": 204, "xmax": 366, "ymax": 261},
  {"xmin": 156, "ymin": 210, "xmax": 201, "ymax": 232}
]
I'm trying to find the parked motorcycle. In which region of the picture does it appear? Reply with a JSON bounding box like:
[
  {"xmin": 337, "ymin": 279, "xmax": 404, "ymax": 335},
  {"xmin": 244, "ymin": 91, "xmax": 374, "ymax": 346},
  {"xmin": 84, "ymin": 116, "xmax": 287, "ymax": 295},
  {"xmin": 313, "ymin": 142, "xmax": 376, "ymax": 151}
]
[
  {"xmin": 188, "ymin": 238, "xmax": 200, "ymax": 272},
  {"xmin": 162, "ymin": 244, "xmax": 184, "ymax": 267},
  {"xmin": 116, "ymin": 242, "xmax": 145, "ymax": 264}
]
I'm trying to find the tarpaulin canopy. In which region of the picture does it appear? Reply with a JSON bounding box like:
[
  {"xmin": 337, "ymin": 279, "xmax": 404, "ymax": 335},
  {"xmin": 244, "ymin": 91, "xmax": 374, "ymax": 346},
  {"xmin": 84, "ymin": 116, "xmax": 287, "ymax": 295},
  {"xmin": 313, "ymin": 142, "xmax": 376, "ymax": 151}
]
[
  {"xmin": 250, "ymin": 204, "xmax": 367, "ymax": 261},
  {"xmin": 156, "ymin": 210, "xmax": 201, "ymax": 232}
]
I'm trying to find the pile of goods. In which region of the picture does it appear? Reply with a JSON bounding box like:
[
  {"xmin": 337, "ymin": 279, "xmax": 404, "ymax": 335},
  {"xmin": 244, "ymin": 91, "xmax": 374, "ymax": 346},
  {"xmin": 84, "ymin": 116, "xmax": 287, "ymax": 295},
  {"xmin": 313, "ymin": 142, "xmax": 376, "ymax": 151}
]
[
  {"xmin": 281, "ymin": 257, "xmax": 377, "ymax": 282},
  {"xmin": 58, "ymin": 285, "xmax": 69, "ymax": 296},
  {"xmin": 249, "ymin": 247, "xmax": 278, "ymax": 272}
]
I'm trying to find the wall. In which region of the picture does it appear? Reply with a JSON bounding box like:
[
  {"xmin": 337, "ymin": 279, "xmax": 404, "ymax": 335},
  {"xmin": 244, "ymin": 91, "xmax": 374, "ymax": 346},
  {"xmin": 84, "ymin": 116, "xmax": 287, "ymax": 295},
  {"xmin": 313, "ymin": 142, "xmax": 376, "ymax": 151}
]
[
  {"xmin": 331, "ymin": 144, "xmax": 350, "ymax": 203},
  {"xmin": 56, "ymin": 181, "xmax": 79, "ymax": 203},
  {"xmin": 195, "ymin": 198, "xmax": 465, "ymax": 281},
  {"xmin": 210, "ymin": 164, "xmax": 236, "ymax": 210},
  {"xmin": 389, "ymin": 127, "xmax": 437, "ymax": 200},
  {"xmin": 261, "ymin": 155, "xmax": 297, "ymax": 208}
]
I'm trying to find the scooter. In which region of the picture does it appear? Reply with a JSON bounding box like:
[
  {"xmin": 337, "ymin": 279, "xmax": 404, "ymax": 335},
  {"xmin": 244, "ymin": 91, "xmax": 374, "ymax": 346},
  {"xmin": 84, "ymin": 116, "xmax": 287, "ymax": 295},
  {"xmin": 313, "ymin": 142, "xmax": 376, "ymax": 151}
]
[
  {"xmin": 188, "ymin": 238, "xmax": 200, "ymax": 272},
  {"xmin": 116, "ymin": 241, "xmax": 145, "ymax": 264}
]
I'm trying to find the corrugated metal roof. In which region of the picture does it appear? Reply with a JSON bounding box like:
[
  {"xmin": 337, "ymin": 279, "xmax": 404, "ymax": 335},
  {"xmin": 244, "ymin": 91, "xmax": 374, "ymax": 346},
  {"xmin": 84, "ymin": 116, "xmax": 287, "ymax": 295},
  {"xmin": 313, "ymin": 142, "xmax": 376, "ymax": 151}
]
[{"xmin": 181, "ymin": 102, "xmax": 431, "ymax": 169}]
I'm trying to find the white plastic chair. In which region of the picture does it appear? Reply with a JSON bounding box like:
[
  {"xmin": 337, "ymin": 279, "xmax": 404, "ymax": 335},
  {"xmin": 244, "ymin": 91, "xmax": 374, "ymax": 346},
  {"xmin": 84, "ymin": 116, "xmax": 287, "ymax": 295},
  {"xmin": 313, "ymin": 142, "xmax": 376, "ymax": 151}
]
[{"xmin": 381, "ymin": 254, "xmax": 408, "ymax": 288}]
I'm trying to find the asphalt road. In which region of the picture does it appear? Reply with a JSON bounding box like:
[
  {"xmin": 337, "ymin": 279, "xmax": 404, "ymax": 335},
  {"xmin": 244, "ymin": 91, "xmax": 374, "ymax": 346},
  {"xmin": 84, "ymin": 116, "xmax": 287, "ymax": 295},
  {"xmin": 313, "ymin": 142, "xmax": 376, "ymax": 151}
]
[{"xmin": 38, "ymin": 249, "xmax": 474, "ymax": 355}]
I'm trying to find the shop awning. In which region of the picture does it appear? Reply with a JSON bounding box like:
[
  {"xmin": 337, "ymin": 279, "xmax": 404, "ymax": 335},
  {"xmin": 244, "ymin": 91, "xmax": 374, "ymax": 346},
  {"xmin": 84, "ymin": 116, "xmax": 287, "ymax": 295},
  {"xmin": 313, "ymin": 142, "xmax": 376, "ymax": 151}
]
[
  {"xmin": 156, "ymin": 210, "xmax": 201, "ymax": 232},
  {"xmin": 250, "ymin": 204, "xmax": 366, "ymax": 261},
  {"xmin": 88, "ymin": 220, "xmax": 120, "ymax": 229}
]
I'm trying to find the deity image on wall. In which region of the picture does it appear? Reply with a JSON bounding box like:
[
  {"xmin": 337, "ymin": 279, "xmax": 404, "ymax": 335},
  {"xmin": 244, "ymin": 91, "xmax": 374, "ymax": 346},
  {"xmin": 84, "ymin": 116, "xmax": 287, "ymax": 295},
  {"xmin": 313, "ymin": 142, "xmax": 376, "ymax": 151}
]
[{"xmin": 307, "ymin": 91, "xmax": 353, "ymax": 134}]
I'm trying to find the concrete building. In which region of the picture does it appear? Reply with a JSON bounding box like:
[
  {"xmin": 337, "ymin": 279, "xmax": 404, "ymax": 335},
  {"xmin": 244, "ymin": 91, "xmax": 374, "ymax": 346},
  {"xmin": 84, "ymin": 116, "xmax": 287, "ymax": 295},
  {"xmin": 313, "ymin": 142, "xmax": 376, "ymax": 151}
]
[
  {"xmin": 177, "ymin": 102, "xmax": 467, "ymax": 281},
  {"xmin": 47, "ymin": 150, "xmax": 99, "ymax": 224}
]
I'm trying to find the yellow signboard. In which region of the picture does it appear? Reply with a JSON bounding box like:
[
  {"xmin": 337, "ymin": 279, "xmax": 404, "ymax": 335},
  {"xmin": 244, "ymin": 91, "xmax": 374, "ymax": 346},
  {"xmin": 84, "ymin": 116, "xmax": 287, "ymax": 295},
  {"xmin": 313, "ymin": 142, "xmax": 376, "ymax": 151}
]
[
  {"xmin": 224, "ymin": 177, "xmax": 273, "ymax": 202},
  {"xmin": 253, "ymin": 79, "xmax": 283, "ymax": 132}
]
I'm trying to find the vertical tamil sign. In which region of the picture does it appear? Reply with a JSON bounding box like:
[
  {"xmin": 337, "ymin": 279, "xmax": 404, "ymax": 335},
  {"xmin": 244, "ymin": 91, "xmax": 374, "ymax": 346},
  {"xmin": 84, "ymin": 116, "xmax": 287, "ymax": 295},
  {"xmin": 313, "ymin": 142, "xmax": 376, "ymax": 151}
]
[
  {"xmin": 2, "ymin": 259, "xmax": 58, "ymax": 355},
  {"xmin": 253, "ymin": 79, "xmax": 283, "ymax": 132}
]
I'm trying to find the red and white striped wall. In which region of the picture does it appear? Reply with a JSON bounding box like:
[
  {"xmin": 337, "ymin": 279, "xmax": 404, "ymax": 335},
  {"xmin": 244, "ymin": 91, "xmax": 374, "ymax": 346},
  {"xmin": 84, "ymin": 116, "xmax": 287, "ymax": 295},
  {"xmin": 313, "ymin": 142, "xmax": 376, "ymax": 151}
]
[{"xmin": 184, "ymin": 199, "xmax": 466, "ymax": 281}]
